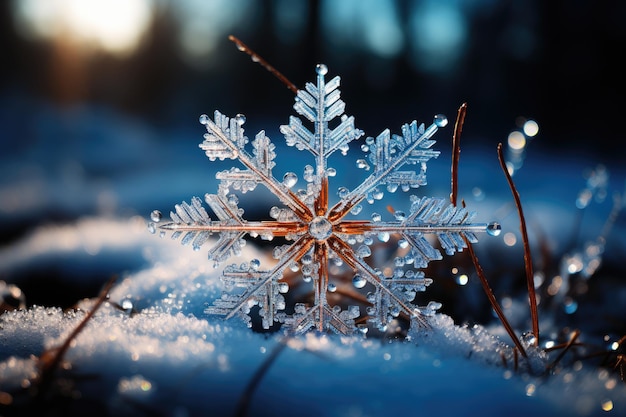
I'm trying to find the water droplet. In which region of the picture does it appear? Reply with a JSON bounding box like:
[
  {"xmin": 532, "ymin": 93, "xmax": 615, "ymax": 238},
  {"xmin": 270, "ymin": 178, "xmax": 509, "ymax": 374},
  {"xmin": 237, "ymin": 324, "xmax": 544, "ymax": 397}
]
[
  {"xmin": 387, "ymin": 183, "xmax": 398, "ymax": 193},
  {"xmin": 121, "ymin": 298, "xmax": 134, "ymax": 311},
  {"xmin": 356, "ymin": 159, "xmax": 370, "ymax": 170},
  {"xmin": 394, "ymin": 211, "xmax": 406, "ymax": 221},
  {"xmin": 278, "ymin": 282, "xmax": 289, "ymax": 293},
  {"xmin": 309, "ymin": 216, "xmax": 333, "ymax": 241},
  {"xmin": 353, "ymin": 274, "xmax": 366, "ymax": 289},
  {"xmin": 337, "ymin": 187, "xmax": 349, "ymax": 198},
  {"xmin": 235, "ymin": 114, "xmax": 246, "ymax": 125},
  {"xmin": 150, "ymin": 210, "xmax": 162, "ymax": 223},
  {"xmin": 487, "ymin": 222, "xmax": 501, "ymax": 236},
  {"xmin": 434, "ymin": 114, "xmax": 448, "ymax": 128},
  {"xmin": 350, "ymin": 205, "xmax": 362, "ymax": 215},
  {"xmin": 327, "ymin": 167, "xmax": 336, "ymax": 177},
  {"xmin": 328, "ymin": 283, "xmax": 337, "ymax": 292},
  {"xmin": 303, "ymin": 165, "xmax": 315, "ymax": 182},
  {"xmin": 378, "ymin": 232, "xmax": 390, "ymax": 242},
  {"xmin": 372, "ymin": 188, "xmax": 384, "ymax": 200},
  {"xmin": 356, "ymin": 245, "xmax": 371, "ymax": 258},
  {"xmin": 283, "ymin": 172, "xmax": 298, "ymax": 188},
  {"xmin": 316, "ymin": 64, "xmax": 328, "ymax": 75},
  {"xmin": 301, "ymin": 254, "xmax": 313, "ymax": 265},
  {"xmin": 361, "ymin": 144, "xmax": 369, "ymax": 152},
  {"xmin": 372, "ymin": 213, "xmax": 382, "ymax": 222},
  {"xmin": 199, "ymin": 114, "xmax": 209, "ymax": 125},
  {"xmin": 148, "ymin": 222, "xmax": 156, "ymax": 234},
  {"xmin": 250, "ymin": 259, "xmax": 261, "ymax": 271}
]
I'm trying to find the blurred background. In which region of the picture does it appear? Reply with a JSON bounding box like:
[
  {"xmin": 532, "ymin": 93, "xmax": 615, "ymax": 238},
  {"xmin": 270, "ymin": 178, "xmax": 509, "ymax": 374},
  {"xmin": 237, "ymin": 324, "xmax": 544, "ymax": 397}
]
[{"xmin": 1, "ymin": 0, "xmax": 625, "ymax": 312}]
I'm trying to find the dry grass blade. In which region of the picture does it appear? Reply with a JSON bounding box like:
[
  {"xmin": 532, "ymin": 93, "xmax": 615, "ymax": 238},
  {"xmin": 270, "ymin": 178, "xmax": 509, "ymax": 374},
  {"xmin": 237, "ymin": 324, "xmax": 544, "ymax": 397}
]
[
  {"xmin": 228, "ymin": 35, "xmax": 298, "ymax": 94},
  {"xmin": 450, "ymin": 102, "xmax": 467, "ymax": 206},
  {"xmin": 36, "ymin": 276, "xmax": 117, "ymax": 393},
  {"xmin": 546, "ymin": 329, "xmax": 580, "ymax": 372},
  {"xmin": 234, "ymin": 338, "xmax": 289, "ymax": 417},
  {"xmin": 463, "ymin": 235, "xmax": 528, "ymax": 358},
  {"xmin": 497, "ymin": 143, "xmax": 539, "ymax": 346}
]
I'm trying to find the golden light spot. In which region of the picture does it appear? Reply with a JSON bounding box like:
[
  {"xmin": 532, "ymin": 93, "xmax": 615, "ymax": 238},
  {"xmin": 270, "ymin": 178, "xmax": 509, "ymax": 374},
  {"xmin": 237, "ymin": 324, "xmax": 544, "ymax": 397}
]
[{"xmin": 601, "ymin": 400, "xmax": 613, "ymax": 412}]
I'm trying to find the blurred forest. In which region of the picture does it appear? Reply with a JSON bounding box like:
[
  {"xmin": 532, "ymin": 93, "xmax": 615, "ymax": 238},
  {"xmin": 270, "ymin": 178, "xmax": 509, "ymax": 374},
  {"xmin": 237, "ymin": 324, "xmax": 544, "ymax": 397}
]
[{"xmin": 0, "ymin": 0, "xmax": 624, "ymax": 154}]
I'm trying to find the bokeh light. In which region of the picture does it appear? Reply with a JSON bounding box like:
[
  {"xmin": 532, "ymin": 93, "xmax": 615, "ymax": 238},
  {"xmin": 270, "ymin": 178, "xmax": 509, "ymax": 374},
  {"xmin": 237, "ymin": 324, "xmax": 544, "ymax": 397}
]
[{"xmin": 11, "ymin": 0, "xmax": 153, "ymax": 56}]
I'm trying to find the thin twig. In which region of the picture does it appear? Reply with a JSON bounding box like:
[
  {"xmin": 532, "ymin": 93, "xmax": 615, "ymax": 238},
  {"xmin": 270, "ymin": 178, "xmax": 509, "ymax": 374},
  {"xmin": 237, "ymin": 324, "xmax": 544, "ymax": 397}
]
[
  {"xmin": 450, "ymin": 102, "xmax": 467, "ymax": 206},
  {"xmin": 546, "ymin": 329, "xmax": 580, "ymax": 372},
  {"xmin": 228, "ymin": 35, "xmax": 298, "ymax": 94},
  {"xmin": 234, "ymin": 338, "xmax": 289, "ymax": 417},
  {"xmin": 497, "ymin": 143, "xmax": 539, "ymax": 346},
  {"xmin": 36, "ymin": 276, "xmax": 117, "ymax": 394},
  {"xmin": 463, "ymin": 235, "xmax": 527, "ymax": 358}
]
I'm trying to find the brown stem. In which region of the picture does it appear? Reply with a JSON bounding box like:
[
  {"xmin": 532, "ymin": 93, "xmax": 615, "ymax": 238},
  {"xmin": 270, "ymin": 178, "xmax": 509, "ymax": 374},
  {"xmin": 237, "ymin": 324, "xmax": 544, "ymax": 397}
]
[
  {"xmin": 497, "ymin": 143, "xmax": 539, "ymax": 346},
  {"xmin": 228, "ymin": 35, "xmax": 298, "ymax": 94},
  {"xmin": 37, "ymin": 276, "xmax": 117, "ymax": 392},
  {"xmin": 450, "ymin": 103, "xmax": 467, "ymax": 206},
  {"xmin": 463, "ymin": 236, "xmax": 528, "ymax": 358},
  {"xmin": 546, "ymin": 329, "xmax": 580, "ymax": 372}
]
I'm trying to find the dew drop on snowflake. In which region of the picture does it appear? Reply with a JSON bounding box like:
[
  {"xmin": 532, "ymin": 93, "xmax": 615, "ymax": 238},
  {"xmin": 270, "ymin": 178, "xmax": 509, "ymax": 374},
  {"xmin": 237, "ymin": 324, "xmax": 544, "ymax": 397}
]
[
  {"xmin": 356, "ymin": 159, "xmax": 370, "ymax": 170},
  {"xmin": 289, "ymin": 263, "xmax": 299, "ymax": 272},
  {"xmin": 301, "ymin": 254, "xmax": 313, "ymax": 265},
  {"xmin": 148, "ymin": 222, "xmax": 156, "ymax": 234},
  {"xmin": 394, "ymin": 211, "xmax": 406, "ymax": 221},
  {"xmin": 150, "ymin": 210, "xmax": 162, "ymax": 223},
  {"xmin": 398, "ymin": 239, "xmax": 409, "ymax": 249},
  {"xmin": 337, "ymin": 187, "xmax": 349, "ymax": 198},
  {"xmin": 372, "ymin": 213, "xmax": 382, "ymax": 222},
  {"xmin": 352, "ymin": 275, "xmax": 366, "ymax": 289},
  {"xmin": 235, "ymin": 113, "xmax": 246, "ymax": 125},
  {"xmin": 350, "ymin": 204, "xmax": 362, "ymax": 215},
  {"xmin": 361, "ymin": 144, "xmax": 369, "ymax": 152},
  {"xmin": 356, "ymin": 245, "xmax": 371, "ymax": 258},
  {"xmin": 434, "ymin": 114, "xmax": 448, "ymax": 128},
  {"xmin": 487, "ymin": 222, "xmax": 502, "ymax": 236},
  {"xmin": 328, "ymin": 283, "xmax": 337, "ymax": 292},
  {"xmin": 316, "ymin": 63, "xmax": 328, "ymax": 75},
  {"xmin": 302, "ymin": 275, "xmax": 312, "ymax": 283},
  {"xmin": 309, "ymin": 216, "xmax": 333, "ymax": 240},
  {"xmin": 250, "ymin": 259, "xmax": 261, "ymax": 271},
  {"xmin": 303, "ymin": 165, "xmax": 315, "ymax": 182},
  {"xmin": 387, "ymin": 183, "xmax": 398, "ymax": 193},
  {"xmin": 199, "ymin": 114, "xmax": 209, "ymax": 125},
  {"xmin": 327, "ymin": 167, "xmax": 336, "ymax": 177},
  {"xmin": 278, "ymin": 282, "xmax": 289, "ymax": 293},
  {"xmin": 283, "ymin": 172, "xmax": 298, "ymax": 188},
  {"xmin": 378, "ymin": 232, "xmax": 390, "ymax": 242},
  {"xmin": 391, "ymin": 306, "xmax": 400, "ymax": 317},
  {"xmin": 372, "ymin": 188, "xmax": 384, "ymax": 200}
]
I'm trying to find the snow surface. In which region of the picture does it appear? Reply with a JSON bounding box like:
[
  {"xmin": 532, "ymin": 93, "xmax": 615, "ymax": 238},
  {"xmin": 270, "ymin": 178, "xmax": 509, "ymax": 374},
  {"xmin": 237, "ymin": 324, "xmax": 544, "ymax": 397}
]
[{"xmin": 1, "ymin": 217, "xmax": 624, "ymax": 416}]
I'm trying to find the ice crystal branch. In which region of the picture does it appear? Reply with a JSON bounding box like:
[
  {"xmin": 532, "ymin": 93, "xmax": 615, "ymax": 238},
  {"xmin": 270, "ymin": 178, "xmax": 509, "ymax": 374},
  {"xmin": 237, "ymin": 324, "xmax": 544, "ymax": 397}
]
[{"xmin": 150, "ymin": 64, "xmax": 498, "ymax": 335}]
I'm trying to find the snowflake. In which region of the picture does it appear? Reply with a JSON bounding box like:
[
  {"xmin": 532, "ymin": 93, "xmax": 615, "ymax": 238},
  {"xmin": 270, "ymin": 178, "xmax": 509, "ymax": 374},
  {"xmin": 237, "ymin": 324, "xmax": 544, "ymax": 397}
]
[{"xmin": 149, "ymin": 64, "xmax": 498, "ymax": 335}]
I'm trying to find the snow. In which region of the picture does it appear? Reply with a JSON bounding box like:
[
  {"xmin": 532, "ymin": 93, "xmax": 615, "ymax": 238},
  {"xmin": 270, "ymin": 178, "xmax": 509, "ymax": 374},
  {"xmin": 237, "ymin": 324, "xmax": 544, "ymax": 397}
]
[{"xmin": 1, "ymin": 217, "xmax": 625, "ymax": 416}]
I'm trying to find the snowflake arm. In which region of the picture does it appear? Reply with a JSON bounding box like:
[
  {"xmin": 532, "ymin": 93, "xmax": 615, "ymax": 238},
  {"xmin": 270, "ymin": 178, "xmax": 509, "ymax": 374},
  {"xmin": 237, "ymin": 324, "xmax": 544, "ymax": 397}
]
[
  {"xmin": 201, "ymin": 110, "xmax": 312, "ymax": 221},
  {"xmin": 328, "ymin": 116, "xmax": 446, "ymax": 221}
]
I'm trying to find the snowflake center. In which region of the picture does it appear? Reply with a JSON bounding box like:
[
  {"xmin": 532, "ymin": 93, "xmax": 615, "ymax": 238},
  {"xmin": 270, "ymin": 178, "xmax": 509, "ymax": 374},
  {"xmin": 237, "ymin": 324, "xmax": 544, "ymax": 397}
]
[{"xmin": 308, "ymin": 216, "xmax": 333, "ymax": 241}]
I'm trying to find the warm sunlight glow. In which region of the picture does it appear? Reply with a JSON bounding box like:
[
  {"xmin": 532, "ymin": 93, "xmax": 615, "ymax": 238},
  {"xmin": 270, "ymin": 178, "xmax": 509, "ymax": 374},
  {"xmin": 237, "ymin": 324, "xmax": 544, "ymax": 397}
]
[{"xmin": 12, "ymin": 0, "xmax": 153, "ymax": 56}]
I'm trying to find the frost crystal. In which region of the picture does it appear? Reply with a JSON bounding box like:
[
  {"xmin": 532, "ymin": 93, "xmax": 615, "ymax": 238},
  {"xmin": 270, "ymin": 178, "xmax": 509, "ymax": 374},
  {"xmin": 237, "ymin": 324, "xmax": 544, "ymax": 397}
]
[{"xmin": 151, "ymin": 65, "xmax": 494, "ymax": 335}]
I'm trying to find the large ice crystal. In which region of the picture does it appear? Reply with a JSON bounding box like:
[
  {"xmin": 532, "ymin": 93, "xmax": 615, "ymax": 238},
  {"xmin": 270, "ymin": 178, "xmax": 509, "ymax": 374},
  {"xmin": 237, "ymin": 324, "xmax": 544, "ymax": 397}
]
[{"xmin": 150, "ymin": 64, "xmax": 495, "ymax": 335}]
